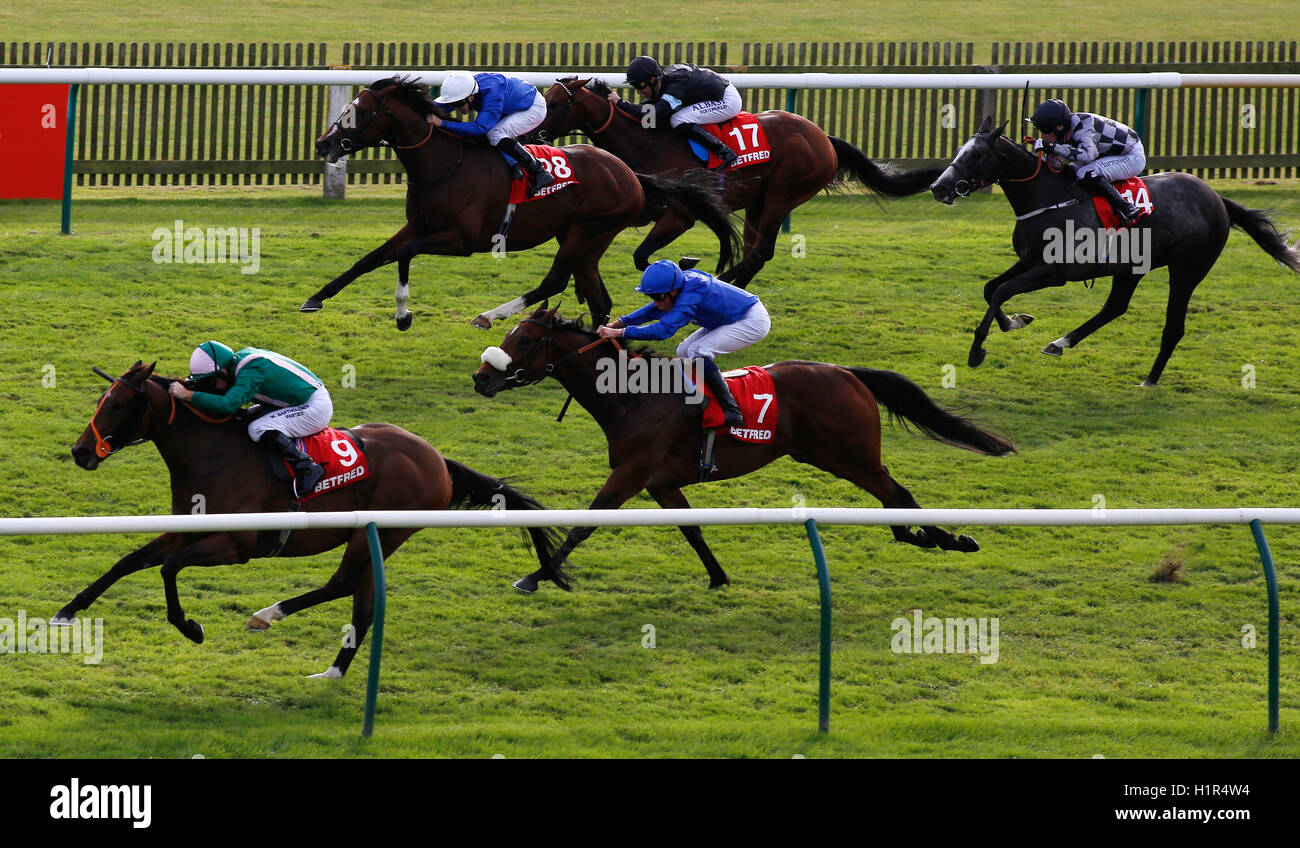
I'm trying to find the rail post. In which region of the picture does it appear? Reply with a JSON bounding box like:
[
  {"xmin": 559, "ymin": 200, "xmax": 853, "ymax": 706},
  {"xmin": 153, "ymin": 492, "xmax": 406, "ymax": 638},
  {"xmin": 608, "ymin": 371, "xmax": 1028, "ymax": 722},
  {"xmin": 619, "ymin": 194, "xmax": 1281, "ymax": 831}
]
[
  {"xmin": 60, "ymin": 83, "xmax": 79, "ymax": 234},
  {"xmin": 804, "ymin": 518, "xmax": 832, "ymax": 733},
  {"xmin": 361, "ymin": 521, "xmax": 387, "ymax": 737},
  {"xmin": 1248, "ymin": 519, "xmax": 1280, "ymax": 734}
]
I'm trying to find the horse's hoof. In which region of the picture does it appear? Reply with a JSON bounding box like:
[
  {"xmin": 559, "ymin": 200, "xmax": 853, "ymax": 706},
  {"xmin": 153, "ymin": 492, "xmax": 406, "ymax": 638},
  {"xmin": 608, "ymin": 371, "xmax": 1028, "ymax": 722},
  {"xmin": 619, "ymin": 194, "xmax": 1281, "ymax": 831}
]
[
  {"xmin": 471, "ymin": 314, "xmax": 493, "ymax": 330},
  {"xmin": 182, "ymin": 619, "xmax": 205, "ymax": 644},
  {"xmin": 245, "ymin": 614, "xmax": 271, "ymax": 631},
  {"xmin": 1041, "ymin": 343, "xmax": 1064, "ymax": 357},
  {"xmin": 300, "ymin": 299, "xmax": 323, "ymax": 313},
  {"xmin": 308, "ymin": 666, "xmax": 344, "ymax": 680},
  {"xmin": 968, "ymin": 348, "xmax": 986, "ymax": 368},
  {"xmin": 956, "ymin": 534, "xmax": 980, "ymax": 552},
  {"xmin": 1007, "ymin": 313, "xmax": 1035, "ymax": 330},
  {"xmin": 513, "ymin": 576, "xmax": 539, "ymax": 594},
  {"xmin": 50, "ymin": 612, "xmax": 76, "ymax": 626},
  {"xmin": 708, "ymin": 579, "xmax": 730, "ymax": 590},
  {"xmin": 1140, "ymin": 378, "xmax": 1157, "ymax": 388},
  {"xmin": 396, "ymin": 313, "xmax": 413, "ymax": 332}
]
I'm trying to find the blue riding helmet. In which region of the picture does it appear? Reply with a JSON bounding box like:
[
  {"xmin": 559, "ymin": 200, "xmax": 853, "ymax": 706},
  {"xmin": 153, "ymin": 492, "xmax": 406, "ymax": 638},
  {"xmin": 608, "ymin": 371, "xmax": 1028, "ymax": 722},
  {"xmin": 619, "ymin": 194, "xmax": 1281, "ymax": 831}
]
[
  {"xmin": 635, "ymin": 260, "xmax": 685, "ymax": 295},
  {"xmin": 187, "ymin": 340, "xmax": 236, "ymax": 381}
]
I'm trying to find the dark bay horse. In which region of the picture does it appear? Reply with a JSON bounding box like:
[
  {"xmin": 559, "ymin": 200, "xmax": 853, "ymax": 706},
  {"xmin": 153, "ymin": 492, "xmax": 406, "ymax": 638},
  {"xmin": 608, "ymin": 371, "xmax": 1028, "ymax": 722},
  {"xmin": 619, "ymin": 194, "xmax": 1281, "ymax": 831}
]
[
  {"xmin": 930, "ymin": 117, "xmax": 1300, "ymax": 385},
  {"xmin": 473, "ymin": 307, "xmax": 1015, "ymax": 591},
  {"xmin": 534, "ymin": 77, "xmax": 943, "ymax": 288},
  {"xmin": 64, "ymin": 361, "xmax": 570, "ymax": 678},
  {"xmin": 309, "ymin": 77, "xmax": 740, "ymax": 331}
]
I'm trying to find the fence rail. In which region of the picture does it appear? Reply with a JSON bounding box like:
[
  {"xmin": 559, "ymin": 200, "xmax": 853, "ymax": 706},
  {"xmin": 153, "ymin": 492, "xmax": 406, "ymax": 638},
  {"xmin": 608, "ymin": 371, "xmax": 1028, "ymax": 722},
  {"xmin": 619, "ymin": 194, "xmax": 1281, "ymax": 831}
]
[{"xmin": 3, "ymin": 40, "xmax": 1297, "ymax": 185}]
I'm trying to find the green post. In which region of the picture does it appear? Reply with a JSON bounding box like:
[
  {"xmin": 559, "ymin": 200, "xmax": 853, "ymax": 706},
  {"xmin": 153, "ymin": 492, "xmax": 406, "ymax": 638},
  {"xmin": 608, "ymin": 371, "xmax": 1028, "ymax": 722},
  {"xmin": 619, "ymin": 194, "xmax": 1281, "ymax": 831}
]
[
  {"xmin": 1248, "ymin": 519, "xmax": 1280, "ymax": 734},
  {"xmin": 362, "ymin": 521, "xmax": 387, "ymax": 738},
  {"xmin": 1133, "ymin": 88, "xmax": 1150, "ymax": 145},
  {"xmin": 60, "ymin": 84, "xmax": 79, "ymax": 235},
  {"xmin": 804, "ymin": 518, "xmax": 831, "ymax": 733},
  {"xmin": 782, "ymin": 88, "xmax": 798, "ymax": 234}
]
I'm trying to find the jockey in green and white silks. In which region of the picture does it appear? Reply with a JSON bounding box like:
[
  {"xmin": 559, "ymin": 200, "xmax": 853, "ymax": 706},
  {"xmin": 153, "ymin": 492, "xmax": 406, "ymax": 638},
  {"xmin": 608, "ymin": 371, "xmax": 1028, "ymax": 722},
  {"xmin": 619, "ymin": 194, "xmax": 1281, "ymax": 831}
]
[{"xmin": 172, "ymin": 341, "xmax": 332, "ymax": 498}]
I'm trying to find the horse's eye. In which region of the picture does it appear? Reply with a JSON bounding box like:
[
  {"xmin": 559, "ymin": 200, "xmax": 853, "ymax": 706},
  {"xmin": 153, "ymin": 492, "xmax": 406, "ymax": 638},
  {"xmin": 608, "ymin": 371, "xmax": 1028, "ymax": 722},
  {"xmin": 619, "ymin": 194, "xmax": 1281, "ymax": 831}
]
[{"xmin": 518, "ymin": 337, "xmax": 534, "ymax": 349}]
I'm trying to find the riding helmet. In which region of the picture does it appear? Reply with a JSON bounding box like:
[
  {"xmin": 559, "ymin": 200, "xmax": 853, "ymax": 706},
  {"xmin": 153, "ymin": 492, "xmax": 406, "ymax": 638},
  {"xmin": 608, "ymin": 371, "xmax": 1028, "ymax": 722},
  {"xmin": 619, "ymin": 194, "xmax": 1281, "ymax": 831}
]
[
  {"xmin": 188, "ymin": 341, "xmax": 236, "ymax": 381},
  {"xmin": 636, "ymin": 259, "xmax": 685, "ymax": 295},
  {"xmin": 625, "ymin": 56, "xmax": 663, "ymax": 85},
  {"xmin": 1029, "ymin": 99, "xmax": 1073, "ymax": 134},
  {"xmin": 435, "ymin": 70, "xmax": 479, "ymax": 104}
]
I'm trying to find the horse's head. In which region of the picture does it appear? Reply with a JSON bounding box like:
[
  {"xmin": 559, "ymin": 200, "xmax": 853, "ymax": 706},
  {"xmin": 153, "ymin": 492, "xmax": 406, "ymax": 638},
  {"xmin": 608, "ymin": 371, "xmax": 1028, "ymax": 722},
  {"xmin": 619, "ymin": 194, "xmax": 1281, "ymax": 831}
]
[
  {"xmin": 315, "ymin": 76, "xmax": 435, "ymax": 163},
  {"xmin": 534, "ymin": 77, "xmax": 596, "ymax": 142},
  {"xmin": 71, "ymin": 361, "xmax": 160, "ymax": 470},
  {"xmin": 929, "ymin": 116, "xmax": 1013, "ymax": 204},
  {"xmin": 473, "ymin": 305, "xmax": 589, "ymax": 397}
]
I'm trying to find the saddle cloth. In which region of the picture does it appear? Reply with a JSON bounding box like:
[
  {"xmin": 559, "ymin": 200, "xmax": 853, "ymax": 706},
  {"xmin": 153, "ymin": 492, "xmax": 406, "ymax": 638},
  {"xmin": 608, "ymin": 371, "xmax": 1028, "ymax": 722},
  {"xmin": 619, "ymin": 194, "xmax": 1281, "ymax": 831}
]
[
  {"xmin": 506, "ymin": 144, "xmax": 580, "ymax": 203},
  {"xmin": 1092, "ymin": 176, "xmax": 1153, "ymax": 229},
  {"xmin": 688, "ymin": 112, "xmax": 772, "ymax": 170},
  {"xmin": 700, "ymin": 366, "xmax": 778, "ymax": 443},
  {"xmin": 284, "ymin": 428, "xmax": 370, "ymax": 502}
]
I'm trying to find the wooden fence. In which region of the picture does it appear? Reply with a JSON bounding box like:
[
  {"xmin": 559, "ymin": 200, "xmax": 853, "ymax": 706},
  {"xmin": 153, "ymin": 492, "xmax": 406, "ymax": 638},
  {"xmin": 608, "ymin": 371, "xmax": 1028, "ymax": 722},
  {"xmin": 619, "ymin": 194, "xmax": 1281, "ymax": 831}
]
[{"xmin": 2, "ymin": 40, "xmax": 1297, "ymax": 186}]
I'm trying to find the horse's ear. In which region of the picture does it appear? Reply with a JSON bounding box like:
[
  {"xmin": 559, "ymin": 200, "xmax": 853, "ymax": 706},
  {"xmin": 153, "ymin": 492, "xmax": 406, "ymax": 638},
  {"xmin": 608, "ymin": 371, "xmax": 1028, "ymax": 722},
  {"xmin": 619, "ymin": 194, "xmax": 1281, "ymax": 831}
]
[
  {"xmin": 978, "ymin": 115, "xmax": 994, "ymax": 134},
  {"xmin": 141, "ymin": 362, "xmax": 157, "ymax": 379},
  {"xmin": 993, "ymin": 121, "xmax": 1009, "ymax": 138}
]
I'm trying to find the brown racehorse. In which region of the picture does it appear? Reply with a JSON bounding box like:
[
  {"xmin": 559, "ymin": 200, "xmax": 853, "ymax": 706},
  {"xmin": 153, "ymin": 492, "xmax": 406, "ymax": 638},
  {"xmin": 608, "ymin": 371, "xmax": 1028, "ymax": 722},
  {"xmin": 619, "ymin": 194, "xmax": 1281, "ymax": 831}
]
[
  {"xmin": 533, "ymin": 77, "xmax": 944, "ymax": 289},
  {"xmin": 473, "ymin": 308, "xmax": 1015, "ymax": 592},
  {"xmin": 64, "ymin": 361, "xmax": 570, "ymax": 678},
  {"xmin": 308, "ymin": 77, "xmax": 740, "ymax": 331}
]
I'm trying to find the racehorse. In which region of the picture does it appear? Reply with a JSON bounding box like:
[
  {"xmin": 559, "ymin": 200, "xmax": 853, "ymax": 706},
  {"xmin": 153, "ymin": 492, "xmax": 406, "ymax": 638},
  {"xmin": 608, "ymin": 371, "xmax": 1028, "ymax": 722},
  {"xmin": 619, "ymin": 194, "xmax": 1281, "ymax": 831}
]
[
  {"xmin": 533, "ymin": 77, "xmax": 943, "ymax": 289},
  {"xmin": 64, "ymin": 361, "xmax": 570, "ymax": 678},
  {"xmin": 308, "ymin": 77, "xmax": 741, "ymax": 331},
  {"xmin": 473, "ymin": 307, "xmax": 1015, "ymax": 591},
  {"xmin": 930, "ymin": 117, "xmax": 1300, "ymax": 385}
]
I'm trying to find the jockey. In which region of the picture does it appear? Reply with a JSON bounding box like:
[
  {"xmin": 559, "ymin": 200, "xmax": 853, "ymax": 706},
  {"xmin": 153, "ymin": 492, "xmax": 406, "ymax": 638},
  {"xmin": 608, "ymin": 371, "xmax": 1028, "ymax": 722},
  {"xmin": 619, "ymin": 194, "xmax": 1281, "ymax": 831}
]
[
  {"xmin": 428, "ymin": 70, "xmax": 556, "ymax": 197},
  {"xmin": 610, "ymin": 55, "xmax": 742, "ymax": 170},
  {"xmin": 597, "ymin": 259, "xmax": 771, "ymax": 428},
  {"xmin": 1028, "ymin": 98, "xmax": 1146, "ymax": 226},
  {"xmin": 169, "ymin": 341, "xmax": 332, "ymax": 499}
]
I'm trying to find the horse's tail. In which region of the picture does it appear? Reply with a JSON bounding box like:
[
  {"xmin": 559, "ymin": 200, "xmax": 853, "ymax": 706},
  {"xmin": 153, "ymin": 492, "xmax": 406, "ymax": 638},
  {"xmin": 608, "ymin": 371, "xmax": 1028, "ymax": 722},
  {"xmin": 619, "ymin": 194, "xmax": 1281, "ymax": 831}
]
[
  {"xmin": 828, "ymin": 136, "xmax": 944, "ymax": 197},
  {"xmin": 846, "ymin": 367, "xmax": 1017, "ymax": 457},
  {"xmin": 635, "ymin": 170, "xmax": 743, "ymax": 273},
  {"xmin": 444, "ymin": 458, "xmax": 573, "ymax": 590},
  {"xmin": 1222, "ymin": 197, "xmax": 1300, "ymax": 274}
]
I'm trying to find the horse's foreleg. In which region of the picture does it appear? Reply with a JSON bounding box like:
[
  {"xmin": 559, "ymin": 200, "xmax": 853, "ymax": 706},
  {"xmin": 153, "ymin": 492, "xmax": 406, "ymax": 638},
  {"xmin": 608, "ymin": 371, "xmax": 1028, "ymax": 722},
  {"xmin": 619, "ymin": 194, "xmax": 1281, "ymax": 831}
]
[
  {"xmin": 52, "ymin": 533, "xmax": 186, "ymax": 624},
  {"xmin": 632, "ymin": 213, "xmax": 695, "ymax": 271},
  {"xmin": 159, "ymin": 533, "xmax": 250, "ymax": 644},
  {"xmin": 969, "ymin": 265, "xmax": 1063, "ymax": 368},
  {"xmin": 570, "ymin": 232, "xmax": 621, "ymax": 325},
  {"xmin": 717, "ymin": 198, "xmax": 788, "ymax": 289},
  {"xmin": 302, "ymin": 222, "xmax": 417, "ymax": 312},
  {"xmin": 513, "ymin": 467, "xmax": 646, "ymax": 593},
  {"xmin": 474, "ymin": 249, "xmax": 579, "ymax": 330},
  {"xmin": 1042, "ymin": 271, "xmax": 1144, "ymax": 359},
  {"xmin": 647, "ymin": 485, "xmax": 729, "ymax": 589},
  {"xmin": 984, "ymin": 259, "xmax": 1035, "ymax": 332}
]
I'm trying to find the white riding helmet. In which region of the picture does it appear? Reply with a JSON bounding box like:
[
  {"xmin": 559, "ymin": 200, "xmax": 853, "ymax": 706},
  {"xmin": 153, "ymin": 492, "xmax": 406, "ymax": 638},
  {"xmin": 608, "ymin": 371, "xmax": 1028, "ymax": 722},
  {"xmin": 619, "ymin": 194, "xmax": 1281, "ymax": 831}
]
[{"xmin": 435, "ymin": 71, "xmax": 479, "ymax": 104}]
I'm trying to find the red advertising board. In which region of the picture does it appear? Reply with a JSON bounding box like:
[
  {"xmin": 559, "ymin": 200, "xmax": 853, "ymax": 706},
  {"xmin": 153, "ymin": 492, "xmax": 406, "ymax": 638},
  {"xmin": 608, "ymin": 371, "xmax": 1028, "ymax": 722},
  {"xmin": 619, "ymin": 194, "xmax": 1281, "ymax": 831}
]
[{"xmin": 0, "ymin": 84, "xmax": 71, "ymax": 199}]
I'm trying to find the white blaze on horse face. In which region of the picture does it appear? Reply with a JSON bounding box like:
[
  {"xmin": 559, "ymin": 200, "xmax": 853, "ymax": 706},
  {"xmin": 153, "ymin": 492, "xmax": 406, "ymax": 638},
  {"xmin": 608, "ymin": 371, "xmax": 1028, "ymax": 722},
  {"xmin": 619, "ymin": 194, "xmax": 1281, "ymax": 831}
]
[{"xmin": 481, "ymin": 346, "xmax": 512, "ymax": 372}]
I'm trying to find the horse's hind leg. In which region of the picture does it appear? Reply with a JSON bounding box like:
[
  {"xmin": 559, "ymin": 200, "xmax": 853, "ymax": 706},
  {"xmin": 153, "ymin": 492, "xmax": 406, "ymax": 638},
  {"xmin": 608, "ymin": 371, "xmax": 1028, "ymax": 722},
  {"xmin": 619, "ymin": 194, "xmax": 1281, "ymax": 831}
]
[
  {"xmin": 632, "ymin": 212, "xmax": 696, "ymax": 272},
  {"xmin": 311, "ymin": 567, "xmax": 375, "ymax": 680},
  {"xmin": 647, "ymin": 485, "xmax": 729, "ymax": 588},
  {"xmin": 1041, "ymin": 271, "xmax": 1143, "ymax": 358},
  {"xmin": 819, "ymin": 456, "xmax": 978, "ymax": 552},
  {"xmin": 53, "ymin": 533, "xmax": 186, "ymax": 623},
  {"xmin": 570, "ymin": 231, "xmax": 621, "ymax": 325},
  {"xmin": 1142, "ymin": 259, "xmax": 1212, "ymax": 386}
]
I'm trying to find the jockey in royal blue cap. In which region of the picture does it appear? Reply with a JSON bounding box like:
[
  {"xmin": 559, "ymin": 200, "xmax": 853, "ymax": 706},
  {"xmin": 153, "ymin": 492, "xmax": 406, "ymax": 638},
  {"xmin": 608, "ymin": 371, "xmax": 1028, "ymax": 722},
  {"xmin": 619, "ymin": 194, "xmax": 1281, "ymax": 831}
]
[
  {"xmin": 427, "ymin": 70, "xmax": 556, "ymax": 197},
  {"xmin": 607, "ymin": 55, "xmax": 742, "ymax": 170},
  {"xmin": 597, "ymin": 259, "xmax": 771, "ymax": 427},
  {"xmin": 1028, "ymin": 98, "xmax": 1146, "ymax": 226},
  {"xmin": 169, "ymin": 341, "xmax": 332, "ymax": 499}
]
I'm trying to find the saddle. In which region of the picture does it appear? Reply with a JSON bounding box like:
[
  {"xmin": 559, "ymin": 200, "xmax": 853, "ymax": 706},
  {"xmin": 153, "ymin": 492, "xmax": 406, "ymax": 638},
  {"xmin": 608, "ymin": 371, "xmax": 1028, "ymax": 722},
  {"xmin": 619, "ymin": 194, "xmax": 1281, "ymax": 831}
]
[
  {"xmin": 686, "ymin": 113, "xmax": 772, "ymax": 170},
  {"xmin": 264, "ymin": 427, "xmax": 368, "ymax": 487}
]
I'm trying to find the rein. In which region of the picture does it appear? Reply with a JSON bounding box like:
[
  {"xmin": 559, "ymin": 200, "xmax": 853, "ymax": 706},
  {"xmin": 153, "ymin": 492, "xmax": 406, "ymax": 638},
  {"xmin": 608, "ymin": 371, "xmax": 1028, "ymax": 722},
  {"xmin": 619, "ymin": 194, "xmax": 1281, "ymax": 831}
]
[{"xmin": 87, "ymin": 376, "xmax": 231, "ymax": 459}]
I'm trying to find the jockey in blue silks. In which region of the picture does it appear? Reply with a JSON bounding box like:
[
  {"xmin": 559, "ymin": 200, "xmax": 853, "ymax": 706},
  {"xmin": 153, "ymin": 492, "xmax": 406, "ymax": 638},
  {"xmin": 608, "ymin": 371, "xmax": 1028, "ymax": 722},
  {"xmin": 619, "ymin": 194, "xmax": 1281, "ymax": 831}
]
[
  {"xmin": 598, "ymin": 259, "xmax": 771, "ymax": 427},
  {"xmin": 427, "ymin": 70, "xmax": 556, "ymax": 197}
]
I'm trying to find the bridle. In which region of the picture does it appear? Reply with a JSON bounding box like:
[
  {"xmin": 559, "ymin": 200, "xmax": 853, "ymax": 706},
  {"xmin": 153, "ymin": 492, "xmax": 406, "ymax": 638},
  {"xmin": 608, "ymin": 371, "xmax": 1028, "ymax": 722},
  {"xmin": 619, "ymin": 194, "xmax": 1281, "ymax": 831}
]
[
  {"xmin": 327, "ymin": 86, "xmax": 436, "ymax": 155},
  {"xmin": 946, "ymin": 132, "xmax": 1058, "ymax": 196},
  {"xmin": 493, "ymin": 317, "xmax": 622, "ymax": 387},
  {"xmin": 551, "ymin": 80, "xmax": 621, "ymax": 137},
  {"xmin": 85, "ymin": 369, "xmax": 232, "ymax": 460}
]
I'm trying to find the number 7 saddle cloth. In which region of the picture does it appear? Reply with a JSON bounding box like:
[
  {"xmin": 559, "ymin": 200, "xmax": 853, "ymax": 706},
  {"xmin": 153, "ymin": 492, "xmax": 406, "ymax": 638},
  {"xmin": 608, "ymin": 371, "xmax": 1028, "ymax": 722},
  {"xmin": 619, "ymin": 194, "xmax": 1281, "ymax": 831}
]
[
  {"xmin": 688, "ymin": 113, "xmax": 773, "ymax": 170},
  {"xmin": 699, "ymin": 366, "xmax": 779, "ymax": 443}
]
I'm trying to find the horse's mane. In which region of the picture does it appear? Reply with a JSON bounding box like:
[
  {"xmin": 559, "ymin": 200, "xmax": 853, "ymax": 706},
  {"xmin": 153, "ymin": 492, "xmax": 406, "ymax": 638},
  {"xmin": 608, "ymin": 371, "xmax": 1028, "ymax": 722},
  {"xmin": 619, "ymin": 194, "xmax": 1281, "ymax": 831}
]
[
  {"xmin": 585, "ymin": 78, "xmax": 614, "ymax": 98},
  {"xmin": 370, "ymin": 75, "xmax": 442, "ymax": 118},
  {"xmin": 549, "ymin": 313, "xmax": 664, "ymax": 360}
]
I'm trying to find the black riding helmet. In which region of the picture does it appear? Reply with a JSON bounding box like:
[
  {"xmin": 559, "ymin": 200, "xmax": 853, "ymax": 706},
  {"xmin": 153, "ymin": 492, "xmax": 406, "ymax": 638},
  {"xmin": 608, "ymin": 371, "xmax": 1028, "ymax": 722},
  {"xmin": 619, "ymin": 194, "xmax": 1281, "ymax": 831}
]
[
  {"xmin": 1028, "ymin": 99, "xmax": 1073, "ymax": 134},
  {"xmin": 625, "ymin": 55, "xmax": 662, "ymax": 86}
]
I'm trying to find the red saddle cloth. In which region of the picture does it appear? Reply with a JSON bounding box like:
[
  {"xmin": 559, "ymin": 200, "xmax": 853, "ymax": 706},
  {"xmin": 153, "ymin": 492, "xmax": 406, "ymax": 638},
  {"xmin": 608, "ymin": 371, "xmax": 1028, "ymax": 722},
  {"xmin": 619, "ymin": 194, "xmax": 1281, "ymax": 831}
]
[
  {"xmin": 1092, "ymin": 176, "xmax": 1153, "ymax": 228},
  {"xmin": 508, "ymin": 144, "xmax": 580, "ymax": 203},
  {"xmin": 700, "ymin": 113, "xmax": 772, "ymax": 170},
  {"xmin": 287, "ymin": 428, "xmax": 370, "ymax": 502},
  {"xmin": 700, "ymin": 366, "xmax": 778, "ymax": 442}
]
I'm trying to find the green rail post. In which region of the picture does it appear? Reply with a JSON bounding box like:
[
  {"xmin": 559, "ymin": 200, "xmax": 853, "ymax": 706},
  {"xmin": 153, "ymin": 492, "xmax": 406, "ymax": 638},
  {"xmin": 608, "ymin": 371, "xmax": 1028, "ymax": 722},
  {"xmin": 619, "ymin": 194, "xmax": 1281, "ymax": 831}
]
[
  {"xmin": 1248, "ymin": 519, "xmax": 1280, "ymax": 734},
  {"xmin": 804, "ymin": 518, "xmax": 831, "ymax": 733},
  {"xmin": 60, "ymin": 84, "xmax": 79, "ymax": 235},
  {"xmin": 782, "ymin": 88, "xmax": 798, "ymax": 234},
  {"xmin": 361, "ymin": 521, "xmax": 387, "ymax": 738},
  {"xmin": 1133, "ymin": 88, "xmax": 1150, "ymax": 145}
]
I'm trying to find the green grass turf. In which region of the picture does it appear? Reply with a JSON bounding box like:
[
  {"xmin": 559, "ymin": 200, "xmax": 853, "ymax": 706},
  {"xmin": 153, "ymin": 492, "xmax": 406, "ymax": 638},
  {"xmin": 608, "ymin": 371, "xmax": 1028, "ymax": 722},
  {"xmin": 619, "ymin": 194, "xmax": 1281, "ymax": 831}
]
[
  {"xmin": 6, "ymin": 1, "xmax": 1297, "ymax": 64},
  {"xmin": 1, "ymin": 177, "xmax": 1299, "ymax": 757}
]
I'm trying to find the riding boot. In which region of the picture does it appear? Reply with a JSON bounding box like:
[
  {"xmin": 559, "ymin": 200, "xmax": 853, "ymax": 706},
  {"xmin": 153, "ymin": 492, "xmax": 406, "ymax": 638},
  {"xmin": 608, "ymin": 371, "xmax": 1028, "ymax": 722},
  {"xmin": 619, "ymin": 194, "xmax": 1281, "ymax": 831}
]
[
  {"xmin": 676, "ymin": 123, "xmax": 738, "ymax": 171},
  {"xmin": 259, "ymin": 431, "xmax": 325, "ymax": 499},
  {"xmin": 701, "ymin": 358, "xmax": 744, "ymax": 428},
  {"xmin": 496, "ymin": 136, "xmax": 556, "ymax": 197},
  {"xmin": 1080, "ymin": 173, "xmax": 1141, "ymax": 227}
]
